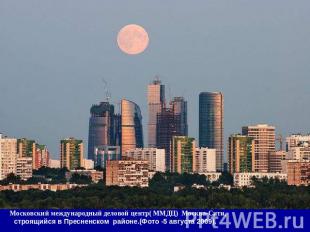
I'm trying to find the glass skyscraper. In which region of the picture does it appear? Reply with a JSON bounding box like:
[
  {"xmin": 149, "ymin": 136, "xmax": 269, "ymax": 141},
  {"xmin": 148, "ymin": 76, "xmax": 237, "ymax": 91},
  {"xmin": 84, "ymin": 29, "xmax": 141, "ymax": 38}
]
[
  {"xmin": 199, "ymin": 92, "xmax": 224, "ymax": 171},
  {"xmin": 171, "ymin": 97, "xmax": 188, "ymax": 136},
  {"xmin": 121, "ymin": 99, "xmax": 144, "ymax": 154},
  {"xmin": 87, "ymin": 101, "xmax": 120, "ymax": 161},
  {"xmin": 147, "ymin": 78, "xmax": 165, "ymax": 148}
]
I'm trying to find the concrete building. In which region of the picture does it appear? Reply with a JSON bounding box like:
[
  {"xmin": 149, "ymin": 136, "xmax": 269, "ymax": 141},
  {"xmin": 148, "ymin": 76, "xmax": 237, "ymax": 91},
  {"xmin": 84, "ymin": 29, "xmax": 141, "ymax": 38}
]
[
  {"xmin": 269, "ymin": 150, "xmax": 286, "ymax": 173},
  {"xmin": 33, "ymin": 144, "xmax": 49, "ymax": 170},
  {"xmin": 0, "ymin": 183, "xmax": 86, "ymax": 192},
  {"xmin": 81, "ymin": 159, "xmax": 94, "ymax": 170},
  {"xmin": 228, "ymin": 134, "xmax": 255, "ymax": 174},
  {"xmin": 199, "ymin": 92, "xmax": 224, "ymax": 171},
  {"xmin": 287, "ymin": 160, "xmax": 310, "ymax": 186},
  {"xmin": 94, "ymin": 145, "xmax": 121, "ymax": 168},
  {"xmin": 147, "ymin": 78, "xmax": 165, "ymax": 148},
  {"xmin": 171, "ymin": 136, "xmax": 195, "ymax": 174},
  {"xmin": 66, "ymin": 169, "xmax": 103, "ymax": 183},
  {"xmin": 16, "ymin": 157, "xmax": 33, "ymax": 180},
  {"xmin": 125, "ymin": 148, "xmax": 166, "ymax": 172},
  {"xmin": 60, "ymin": 138, "xmax": 83, "ymax": 170},
  {"xmin": 194, "ymin": 147, "xmax": 216, "ymax": 173},
  {"xmin": 287, "ymin": 145, "xmax": 310, "ymax": 160},
  {"xmin": 49, "ymin": 159, "xmax": 60, "ymax": 168},
  {"xmin": 106, "ymin": 160, "xmax": 149, "ymax": 187},
  {"xmin": 121, "ymin": 99, "xmax": 144, "ymax": 154},
  {"xmin": 233, "ymin": 172, "xmax": 287, "ymax": 187},
  {"xmin": 0, "ymin": 134, "xmax": 17, "ymax": 180},
  {"xmin": 242, "ymin": 124, "xmax": 275, "ymax": 173},
  {"xmin": 286, "ymin": 134, "xmax": 310, "ymax": 152}
]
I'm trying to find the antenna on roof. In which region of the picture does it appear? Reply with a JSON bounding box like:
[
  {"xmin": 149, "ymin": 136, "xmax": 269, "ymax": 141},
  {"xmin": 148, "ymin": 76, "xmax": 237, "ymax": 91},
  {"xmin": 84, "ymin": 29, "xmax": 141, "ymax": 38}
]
[{"xmin": 101, "ymin": 78, "xmax": 111, "ymax": 102}]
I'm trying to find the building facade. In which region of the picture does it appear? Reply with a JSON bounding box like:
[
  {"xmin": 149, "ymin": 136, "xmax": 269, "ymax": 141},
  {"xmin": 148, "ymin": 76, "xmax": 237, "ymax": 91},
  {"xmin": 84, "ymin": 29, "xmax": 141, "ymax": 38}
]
[
  {"xmin": 147, "ymin": 78, "xmax": 165, "ymax": 148},
  {"xmin": 0, "ymin": 134, "xmax": 17, "ymax": 180},
  {"xmin": 268, "ymin": 150, "xmax": 286, "ymax": 173},
  {"xmin": 287, "ymin": 160, "xmax": 310, "ymax": 186},
  {"xmin": 242, "ymin": 124, "xmax": 275, "ymax": 173},
  {"xmin": 125, "ymin": 148, "xmax": 166, "ymax": 172},
  {"xmin": 60, "ymin": 138, "xmax": 83, "ymax": 170},
  {"xmin": 199, "ymin": 92, "xmax": 224, "ymax": 171},
  {"xmin": 121, "ymin": 99, "xmax": 143, "ymax": 154},
  {"xmin": 228, "ymin": 134, "xmax": 255, "ymax": 174},
  {"xmin": 94, "ymin": 145, "xmax": 121, "ymax": 168},
  {"xmin": 171, "ymin": 136, "xmax": 195, "ymax": 174},
  {"xmin": 286, "ymin": 134, "xmax": 310, "ymax": 152},
  {"xmin": 234, "ymin": 172, "xmax": 287, "ymax": 187},
  {"xmin": 16, "ymin": 157, "xmax": 33, "ymax": 180},
  {"xmin": 106, "ymin": 160, "xmax": 149, "ymax": 187},
  {"xmin": 33, "ymin": 144, "xmax": 49, "ymax": 170},
  {"xmin": 194, "ymin": 147, "xmax": 216, "ymax": 173},
  {"xmin": 87, "ymin": 101, "xmax": 120, "ymax": 161},
  {"xmin": 171, "ymin": 97, "xmax": 188, "ymax": 136}
]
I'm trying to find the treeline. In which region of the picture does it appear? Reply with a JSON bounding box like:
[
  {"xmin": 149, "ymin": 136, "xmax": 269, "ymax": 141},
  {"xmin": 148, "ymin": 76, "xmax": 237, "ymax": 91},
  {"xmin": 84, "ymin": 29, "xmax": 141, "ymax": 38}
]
[{"xmin": 0, "ymin": 172, "xmax": 309, "ymax": 209}]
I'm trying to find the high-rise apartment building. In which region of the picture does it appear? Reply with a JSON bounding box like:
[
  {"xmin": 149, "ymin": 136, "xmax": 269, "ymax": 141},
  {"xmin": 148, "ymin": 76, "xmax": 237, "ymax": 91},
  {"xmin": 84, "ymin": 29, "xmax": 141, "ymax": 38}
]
[
  {"xmin": 286, "ymin": 134, "xmax": 310, "ymax": 152},
  {"xmin": 121, "ymin": 99, "xmax": 143, "ymax": 154},
  {"xmin": 106, "ymin": 159, "xmax": 149, "ymax": 187},
  {"xmin": 0, "ymin": 134, "xmax": 17, "ymax": 180},
  {"xmin": 60, "ymin": 138, "xmax": 83, "ymax": 170},
  {"xmin": 16, "ymin": 157, "xmax": 33, "ymax": 180},
  {"xmin": 199, "ymin": 92, "xmax": 224, "ymax": 171},
  {"xmin": 242, "ymin": 124, "xmax": 275, "ymax": 173},
  {"xmin": 147, "ymin": 78, "xmax": 165, "ymax": 148},
  {"xmin": 125, "ymin": 148, "xmax": 166, "ymax": 172},
  {"xmin": 228, "ymin": 134, "xmax": 255, "ymax": 174},
  {"xmin": 33, "ymin": 144, "xmax": 49, "ymax": 170},
  {"xmin": 268, "ymin": 150, "xmax": 286, "ymax": 173},
  {"xmin": 88, "ymin": 101, "xmax": 120, "ymax": 160},
  {"xmin": 171, "ymin": 97, "xmax": 188, "ymax": 136},
  {"xmin": 287, "ymin": 160, "xmax": 310, "ymax": 186},
  {"xmin": 171, "ymin": 136, "xmax": 195, "ymax": 174},
  {"xmin": 194, "ymin": 147, "xmax": 216, "ymax": 173}
]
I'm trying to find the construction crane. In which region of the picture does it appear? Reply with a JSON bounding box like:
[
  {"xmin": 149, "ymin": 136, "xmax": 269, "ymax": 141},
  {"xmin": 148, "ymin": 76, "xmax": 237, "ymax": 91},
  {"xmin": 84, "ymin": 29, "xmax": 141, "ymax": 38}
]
[{"xmin": 101, "ymin": 78, "xmax": 111, "ymax": 102}]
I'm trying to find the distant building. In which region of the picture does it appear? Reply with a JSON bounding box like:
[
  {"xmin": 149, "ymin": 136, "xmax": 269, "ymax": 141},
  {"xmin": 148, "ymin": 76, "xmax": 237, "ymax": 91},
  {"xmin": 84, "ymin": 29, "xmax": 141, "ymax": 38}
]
[
  {"xmin": 67, "ymin": 169, "xmax": 103, "ymax": 183},
  {"xmin": 87, "ymin": 101, "xmax": 120, "ymax": 161},
  {"xmin": 194, "ymin": 147, "xmax": 216, "ymax": 173},
  {"xmin": 199, "ymin": 92, "xmax": 224, "ymax": 171},
  {"xmin": 121, "ymin": 99, "xmax": 143, "ymax": 154},
  {"xmin": 60, "ymin": 138, "xmax": 83, "ymax": 170},
  {"xmin": 0, "ymin": 183, "xmax": 86, "ymax": 192},
  {"xmin": 148, "ymin": 78, "xmax": 165, "ymax": 148},
  {"xmin": 125, "ymin": 148, "xmax": 166, "ymax": 172},
  {"xmin": 242, "ymin": 124, "xmax": 275, "ymax": 173},
  {"xmin": 287, "ymin": 160, "xmax": 310, "ymax": 186},
  {"xmin": 106, "ymin": 160, "xmax": 149, "ymax": 187},
  {"xmin": 228, "ymin": 134, "xmax": 255, "ymax": 174},
  {"xmin": 17, "ymin": 138, "xmax": 36, "ymax": 158},
  {"xmin": 171, "ymin": 97, "xmax": 188, "ymax": 136},
  {"xmin": 0, "ymin": 134, "xmax": 17, "ymax": 180},
  {"xmin": 33, "ymin": 144, "xmax": 49, "ymax": 170},
  {"xmin": 49, "ymin": 159, "xmax": 60, "ymax": 168},
  {"xmin": 268, "ymin": 150, "xmax": 286, "ymax": 173},
  {"xmin": 171, "ymin": 136, "xmax": 195, "ymax": 174},
  {"xmin": 204, "ymin": 172, "xmax": 222, "ymax": 182},
  {"xmin": 16, "ymin": 157, "xmax": 32, "ymax": 180},
  {"xmin": 233, "ymin": 172, "xmax": 287, "ymax": 187},
  {"xmin": 81, "ymin": 159, "xmax": 94, "ymax": 170},
  {"xmin": 286, "ymin": 134, "xmax": 310, "ymax": 152},
  {"xmin": 94, "ymin": 145, "xmax": 121, "ymax": 168},
  {"xmin": 287, "ymin": 144, "xmax": 310, "ymax": 160}
]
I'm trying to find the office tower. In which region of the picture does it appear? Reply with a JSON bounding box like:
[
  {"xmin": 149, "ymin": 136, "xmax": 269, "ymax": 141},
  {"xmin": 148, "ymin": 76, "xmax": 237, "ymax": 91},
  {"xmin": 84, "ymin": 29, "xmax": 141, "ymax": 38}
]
[
  {"xmin": 242, "ymin": 124, "xmax": 275, "ymax": 173},
  {"xmin": 156, "ymin": 108, "xmax": 181, "ymax": 171},
  {"xmin": 33, "ymin": 144, "xmax": 49, "ymax": 170},
  {"xmin": 0, "ymin": 134, "xmax": 17, "ymax": 180},
  {"xmin": 147, "ymin": 78, "xmax": 165, "ymax": 147},
  {"xmin": 171, "ymin": 136, "xmax": 195, "ymax": 174},
  {"xmin": 287, "ymin": 160, "xmax": 310, "ymax": 186},
  {"xmin": 121, "ymin": 99, "xmax": 143, "ymax": 154},
  {"xmin": 88, "ymin": 101, "xmax": 120, "ymax": 160},
  {"xmin": 228, "ymin": 134, "xmax": 255, "ymax": 174},
  {"xmin": 286, "ymin": 134, "xmax": 310, "ymax": 152},
  {"xmin": 125, "ymin": 148, "xmax": 166, "ymax": 172},
  {"xmin": 194, "ymin": 147, "xmax": 216, "ymax": 173},
  {"xmin": 199, "ymin": 92, "xmax": 224, "ymax": 171},
  {"xmin": 94, "ymin": 145, "xmax": 121, "ymax": 168},
  {"xmin": 171, "ymin": 97, "xmax": 188, "ymax": 136},
  {"xmin": 268, "ymin": 150, "xmax": 286, "ymax": 173},
  {"xmin": 106, "ymin": 160, "xmax": 149, "ymax": 187},
  {"xmin": 16, "ymin": 157, "xmax": 32, "ymax": 180},
  {"xmin": 60, "ymin": 138, "xmax": 83, "ymax": 170}
]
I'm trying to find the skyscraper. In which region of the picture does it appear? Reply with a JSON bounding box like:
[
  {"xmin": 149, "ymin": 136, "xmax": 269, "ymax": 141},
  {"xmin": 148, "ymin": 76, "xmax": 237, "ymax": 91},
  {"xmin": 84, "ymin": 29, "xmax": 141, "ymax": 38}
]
[
  {"xmin": 242, "ymin": 124, "xmax": 275, "ymax": 173},
  {"xmin": 156, "ymin": 107, "xmax": 181, "ymax": 171},
  {"xmin": 199, "ymin": 92, "xmax": 224, "ymax": 171},
  {"xmin": 171, "ymin": 97, "xmax": 188, "ymax": 136},
  {"xmin": 147, "ymin": 78, "xmax": 165, "ymax": 148},
  {"xmin": 88, "ymin": 101, "xmax": 120, "ymax": 161},
  {"xmin": 171, "ymin": 136, "xmax": 195, "ymax": 174},
  {"xmin": 228, "ymin": 134, "xmax": 255, "ymax": 174},
  {"xmin": 60, "ymin": 138, "xmax": 83, "ymax": 170},
  {"xmin": 121, "ymin": 99, "xmax": 143, "ymax": 154}
]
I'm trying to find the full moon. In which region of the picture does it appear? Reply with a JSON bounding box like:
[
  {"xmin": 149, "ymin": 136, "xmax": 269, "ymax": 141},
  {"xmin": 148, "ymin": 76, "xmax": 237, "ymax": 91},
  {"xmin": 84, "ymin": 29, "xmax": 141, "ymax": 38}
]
[{"xmin": 117, "ymin": 24, "xmax": 149, "ymax": 55}]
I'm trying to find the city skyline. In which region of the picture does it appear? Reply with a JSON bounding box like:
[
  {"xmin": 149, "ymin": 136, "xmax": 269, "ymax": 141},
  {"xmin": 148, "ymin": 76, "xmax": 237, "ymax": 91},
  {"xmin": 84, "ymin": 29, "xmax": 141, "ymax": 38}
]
[{"xmin": 1, "ymin": 1, "xmax": 310, "ymax": 157}]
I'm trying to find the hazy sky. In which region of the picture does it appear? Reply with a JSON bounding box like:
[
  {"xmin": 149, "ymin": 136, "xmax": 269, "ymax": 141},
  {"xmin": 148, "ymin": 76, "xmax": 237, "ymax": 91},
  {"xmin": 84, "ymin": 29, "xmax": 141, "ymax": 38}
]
[{"xmin": 1, "ymin": 0, "xmax": 309, "ymax": 159}]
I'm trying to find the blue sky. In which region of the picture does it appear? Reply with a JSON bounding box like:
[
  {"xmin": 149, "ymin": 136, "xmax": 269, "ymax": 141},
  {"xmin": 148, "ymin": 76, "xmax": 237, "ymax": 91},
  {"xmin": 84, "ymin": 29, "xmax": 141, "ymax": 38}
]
[{"xmin": 0, "ymin": 0, "xmax": 309, "ymax": 158}]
